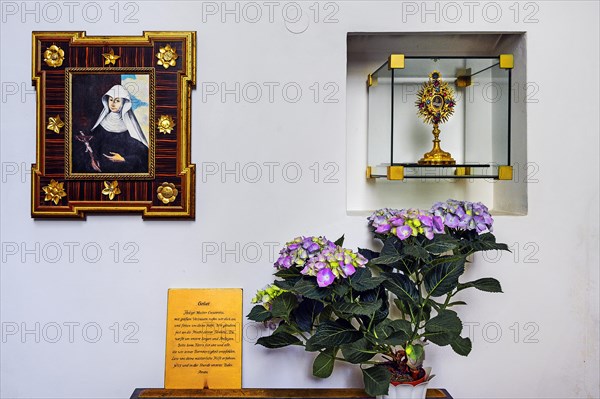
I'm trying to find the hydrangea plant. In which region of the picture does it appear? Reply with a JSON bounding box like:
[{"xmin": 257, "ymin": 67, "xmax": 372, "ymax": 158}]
[{"xmin": 247, "ymin": 200, "xmax": 508, "ymax": 397}]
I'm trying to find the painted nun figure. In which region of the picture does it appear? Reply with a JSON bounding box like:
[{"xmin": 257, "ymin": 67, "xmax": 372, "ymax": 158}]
[{"xmin": 74, "ymin": 85, "xmax": 148, "ymax": 173}]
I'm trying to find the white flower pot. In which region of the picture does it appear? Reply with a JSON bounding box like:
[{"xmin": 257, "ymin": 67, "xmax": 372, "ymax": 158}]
[{"xmin": 376, "ymin": 368, "xmax": 431, "ymax": 399}]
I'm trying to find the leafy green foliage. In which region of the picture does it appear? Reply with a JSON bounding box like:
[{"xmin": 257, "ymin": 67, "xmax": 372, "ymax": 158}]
[
  {"xmin": 370, "ymin": 238, "xmax": 402, "ymax": 266},
  {"xmin": 313, "ymin": 348, "xmax": 338, "ymax": 378},
  {"xmin": 333, "ymin": 282, "xmax": 350, "ymax": 297},
  {"xmin": 294, "ymin": 298, "xmax": 324, "ymax": 332},
  {"xmin": 457, "ymin": 278, "xmax": 503, "ymax": 293},
  {"xmin": 332, "ymin": 299, "xmax": 383, "ymax": 317},
  {"xmin": 406, "ymin": 343, "xmax": 425, "ymax": 364},
  {"xmin": 403, "ymin": 244, "xmax": 431, "ymax": 262},
  {"xmin": 424, "ymin": 310, "xmax": 462, "ymax": 346},
  {"xmin": 273, "ymin": 279, "xmax": 296, "ymax": 291},
  {"xmin": 374, "ymin": 319, "xmax": 412, "ymax": 343},
  {"xmin": 350, "ymin": 267, "xmax": 387, "ymax": 292},
  {"xmin": 382, "ymin": 272, "xmax": 419, "ymax": 304},
  {"xmin": 246, "ymin": 305, "xmax": 272, "ymax": 322},
  {"xmin": 340, "ymin": 338, "xmax": 377, "ymax": 364},
  {"xmin": 355, "ymin": 288, "xmax": 387, "ymax": 328},
  {"xmin": 423, "ymin": 256, "xmax": 466, "ymax": 297},
  {"xmin": 362, "ymin": 366, "xmax": 392, "ymax": 396},
  {"xmin": 357, "ymin": 247, "xmax": 380, "ymax": 261},
  {"xmin": 423, "ymin": 234, "xmax": 460, "ymax": 254},
  {"xmin": 450, "ymin": 336, "xmax": 472, "ymax": 356},
  {"xmin": 270, "ymin": 292, "xmax": 298, "ymax": 320},
  {"xmin": 462, "ymin": 232, "xmax": 509, "ymax": 253},
  {"xmin": 305, "ymin": 320, "xmax": 362, "ymax": 351},
  {"xmin": 256, "ymin": 332, "xmax": 302, "ymax": 348},
  {"xmin": 317, "ymin": 305, "xmax": 333, "ymax": 324},
  {"xmin": 273, "ymin": 322, "xmax": 296, "ymax": 335},
  {"xmin": 364, "ymin": 286, "xmax": 390, "ymax": 325},
  {"xmin": 274, "ymin": 266, "xmax": 302, "ymax": 280},
  {"xmin": 293, "ymin": 278, "xmax": 330, "ymax": 300}
]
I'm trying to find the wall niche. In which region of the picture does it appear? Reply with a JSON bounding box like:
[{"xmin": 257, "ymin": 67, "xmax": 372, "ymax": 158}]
[{"xmin": 346, "ymin": 32, "xmax": 528, "ymax": 216}]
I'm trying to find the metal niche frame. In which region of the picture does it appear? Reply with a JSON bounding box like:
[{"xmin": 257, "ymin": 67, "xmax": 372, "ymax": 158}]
[{"xmin": 31, "ymin": 31, "xmax": 196, "ymax": 219}]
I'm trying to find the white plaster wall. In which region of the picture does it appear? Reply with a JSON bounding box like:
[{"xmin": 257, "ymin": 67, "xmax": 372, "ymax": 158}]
[{"xmin": 0, "ymin": 1, "xmax": 598, "ymax": 398}]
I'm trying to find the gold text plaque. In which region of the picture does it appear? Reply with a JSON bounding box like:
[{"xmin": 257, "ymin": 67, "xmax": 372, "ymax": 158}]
[{"xmin": 165, "ymin": 289, "xmax": 242, "ymax": 389}]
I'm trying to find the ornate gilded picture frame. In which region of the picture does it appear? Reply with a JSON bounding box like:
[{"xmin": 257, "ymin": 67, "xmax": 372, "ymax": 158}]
[{"xmin": 31, "ymin": 31, "xmax": 196, "ymax": 219}]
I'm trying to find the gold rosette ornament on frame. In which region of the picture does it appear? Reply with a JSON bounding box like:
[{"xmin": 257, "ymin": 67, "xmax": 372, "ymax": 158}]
[{"xmin": 416, "ymin": 70, "xmax": 456, "ymax": 165}]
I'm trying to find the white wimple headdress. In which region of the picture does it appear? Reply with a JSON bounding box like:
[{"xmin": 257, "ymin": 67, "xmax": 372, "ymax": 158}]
[{"xmin": 91, "ymin": 84, "xmax": 148, "ymax": 146}]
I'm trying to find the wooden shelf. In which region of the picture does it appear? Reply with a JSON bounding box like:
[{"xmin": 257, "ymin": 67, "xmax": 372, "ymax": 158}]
[{"xmin": 130, "ymin": 388, "xmax": 453, "ymax": 399}]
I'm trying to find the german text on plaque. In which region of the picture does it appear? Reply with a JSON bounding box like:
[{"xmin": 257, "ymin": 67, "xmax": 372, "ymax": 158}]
[{"xmin": 164, "ymin": 288, "xmax": 242, "ymax": 389}]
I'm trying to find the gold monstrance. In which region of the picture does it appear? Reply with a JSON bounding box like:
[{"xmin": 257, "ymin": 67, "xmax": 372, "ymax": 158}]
[{"xmin": 416, "ymin": 70, "xmax": 456, "ymax": 165}]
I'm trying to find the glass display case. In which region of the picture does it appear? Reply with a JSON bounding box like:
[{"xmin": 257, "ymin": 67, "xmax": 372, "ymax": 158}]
[{"xmin": 367, "ymin": 54, "xmax": 513, "ymax": 180}]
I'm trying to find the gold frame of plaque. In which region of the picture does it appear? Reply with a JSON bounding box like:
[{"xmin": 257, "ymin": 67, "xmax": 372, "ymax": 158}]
[
  {"xmin": 31, "ymin": 31, "xmax": 196, "ymax": 219},
  {"xmin": 366, "ymin": 54, "xmax": 514, "ymax": 181}
]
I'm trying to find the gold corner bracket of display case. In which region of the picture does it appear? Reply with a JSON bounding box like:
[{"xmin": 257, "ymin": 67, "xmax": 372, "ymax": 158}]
[
  {"xmin": 388, "ymin": 54, "xmax": 405, "ymax": 69},
  {"xmin": 497, "ymin": 165, "xmax": 513, "ymax": 180},
  {"xmin": 455, "ymin": 74, "xmax": 472, "ymax": 88},
  {"xmin": 367, "ymin": 74, "xmax": 377, "ymax": 87},
  {"xmin": 387, "ymin": 166, "xmax": 404, "ymax": 181},
  {"xmin": 499, "ymin": 54, "xmax": 514, "ymax": 69},
  {"xmin": 454, "ymin": 167, "xmax": 472, "ymax": 176}
]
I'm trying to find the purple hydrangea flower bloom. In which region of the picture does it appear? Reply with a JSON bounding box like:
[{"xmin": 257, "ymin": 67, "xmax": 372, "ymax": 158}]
[
  {"xmin": 432, "ymin": 215, "xmax": 444, "ymax": 233},
  {"xmin": 315, "ymin": 261, "xmax": 327, "ymax": 270},
  {"xmin": 277, "ymin": 255, "xmax": 292, "ymax": 269},
  {"xmin": 419, "ymin": 214, "xmax": 433, "ymax": 227},
  {"xmin": 274, "ymin": 236, "xmax": 367, "ymax": 286},
  {"xmin": 458, "ymin": 213, "xmax": 472, "ymax": 229},
  {"xmin": 297, "ymin": 248, "xmax": 308, "ymax": 259},
  {"xmin": 375, "ymin": 224, "xmax": 391, "ymax": 234},
  {"xmin": 396, "ymin": 225, "xmax": 413, "ymax": 240},
  {"xmin": 302, "ymin": 238, "xmax": 320, "ymax": 253},
  {"xmin": 390, "ymin": 217, "xmax": 405, "ymax": 227},
  {"xmin": 317, "ymin": 268, "xmax": 335, "ymax": 287},
  {"xmin": 370, "ymin": 200, "xmax": 494, "ymax": 239},
  {"xmin": 430, "ymin": 199, "xmax": 494, "ymax": 233},
  {"xmin": 445, "ymin": 213, "xmax": 459, "ymax": 228},
  {"xmin": 467, "ymin": 218, "xmax": 476, "ymax": 230},
  {"xmin": 372, "ymin": 215, "xmax": 387, "ymax": 226},
  {"xmin": 341, "ymin": 263, "xmax": 356, "ymax": 277},
  {"xmin": 424, "ymin": 228, "xmax": 435, "ymax": 240}
]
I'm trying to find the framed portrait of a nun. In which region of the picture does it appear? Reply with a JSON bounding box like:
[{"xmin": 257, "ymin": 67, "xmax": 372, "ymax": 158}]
[
  {"xmin": 66, "ymin": 68, "xmax": 155, "ymax": 179},
  {"xmin": 31, "ymin": 32, "xmax": 196, "ymax": 219}
]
